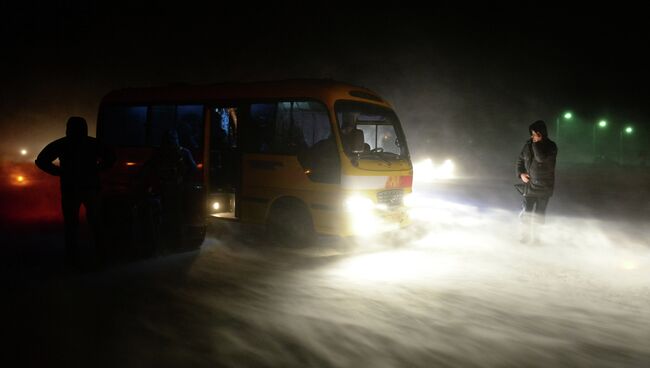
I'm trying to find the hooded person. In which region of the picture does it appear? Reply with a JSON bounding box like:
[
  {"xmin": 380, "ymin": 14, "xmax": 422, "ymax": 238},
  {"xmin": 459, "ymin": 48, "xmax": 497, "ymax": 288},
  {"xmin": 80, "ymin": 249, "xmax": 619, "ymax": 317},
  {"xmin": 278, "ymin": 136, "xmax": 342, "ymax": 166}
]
[
  {"xmin": 36, "ymin": 116, "xmax": 116, "ymax": 266},
  {"xmin": 137, "ymin": 129, "xmax": 197, "ymax": 252},
  {"xmin": 516, "ymin": 119, "xmax": 558, "ymax": 244},
  {"xmin": 140, "ymin": 129, "xmax": 197, "ymax": 193}
]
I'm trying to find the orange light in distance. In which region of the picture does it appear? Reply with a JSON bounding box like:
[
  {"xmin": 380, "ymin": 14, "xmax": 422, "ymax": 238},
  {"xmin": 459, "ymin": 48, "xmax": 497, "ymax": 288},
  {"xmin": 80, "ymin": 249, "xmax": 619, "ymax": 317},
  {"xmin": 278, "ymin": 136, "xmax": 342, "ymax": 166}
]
[
  {"xmin": 125, "ymin": 162, "xmax": 137, "ymax": 167},
  {"xmin": 13, "ymin": 174, "xmax": 27, "ymax": 185}
]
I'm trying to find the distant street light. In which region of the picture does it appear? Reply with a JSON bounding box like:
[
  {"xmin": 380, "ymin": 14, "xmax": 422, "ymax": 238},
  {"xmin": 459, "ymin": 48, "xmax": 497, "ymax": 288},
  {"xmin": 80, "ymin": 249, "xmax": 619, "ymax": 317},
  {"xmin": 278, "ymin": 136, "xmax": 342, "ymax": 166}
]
[
  {"xmin": 20, "ymin": 149, "xmax": 27, "ymax": 156},
  {"xmin": 619, "ymin": 125, "xmax": 634, "ymax": 165},
  {"xmin": 556, "ymin": 111, "xmax": 572, "ymax": 142},
  {"xmin": 593, "ymin": 120, "xmax": 607, "ymax": 160}
]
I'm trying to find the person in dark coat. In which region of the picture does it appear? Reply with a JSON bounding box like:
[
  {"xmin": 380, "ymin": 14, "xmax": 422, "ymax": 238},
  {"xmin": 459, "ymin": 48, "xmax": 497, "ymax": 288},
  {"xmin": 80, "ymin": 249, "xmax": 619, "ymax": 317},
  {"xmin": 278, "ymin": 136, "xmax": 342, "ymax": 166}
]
[
  {"xmin": 138, "ymin": 129, "xmax": 197, "ymax": 252},
  {"xmin": 516, "ymin": 120, "xmax": 558, "ymax": 243},
  {"xmin": 35, "ymin": 116, "xmax": 116, "ymax": 266}
]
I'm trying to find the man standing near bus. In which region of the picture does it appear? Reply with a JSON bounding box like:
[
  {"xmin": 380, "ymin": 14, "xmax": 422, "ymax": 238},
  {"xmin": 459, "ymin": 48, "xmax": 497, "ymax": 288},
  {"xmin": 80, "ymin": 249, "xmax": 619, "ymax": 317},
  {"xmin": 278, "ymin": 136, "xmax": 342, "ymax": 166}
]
[
  {"xmin": 516, "ymin": 120, "xmax": 558, "ymax": 244},
  {"xmin": 36, "ymin": 116, "xmax": 116, "ymax": 267},
  {"xmin": 138, "ymin": 129, "xmax": 197, "ymax": 253}
]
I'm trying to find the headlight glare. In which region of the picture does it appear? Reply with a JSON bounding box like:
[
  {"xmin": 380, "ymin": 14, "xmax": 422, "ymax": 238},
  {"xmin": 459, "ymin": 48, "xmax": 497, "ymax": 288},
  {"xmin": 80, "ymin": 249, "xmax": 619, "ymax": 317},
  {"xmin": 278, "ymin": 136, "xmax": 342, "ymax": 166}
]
[{"xmin": 344, "ymin": 196, "xmax": 374, "ymax": 212}]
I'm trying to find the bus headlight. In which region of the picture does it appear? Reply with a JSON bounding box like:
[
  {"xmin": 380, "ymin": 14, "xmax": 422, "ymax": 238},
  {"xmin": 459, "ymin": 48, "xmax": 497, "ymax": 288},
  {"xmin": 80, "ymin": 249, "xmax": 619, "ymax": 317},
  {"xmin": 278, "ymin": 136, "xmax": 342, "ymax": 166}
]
[
  {"xmin": 344, "ymin": 196, "xmax": 380, "ymax": 236},
  {"xmin": 344, "ymin": 196, "xmax": 374, "ymax": 213}
]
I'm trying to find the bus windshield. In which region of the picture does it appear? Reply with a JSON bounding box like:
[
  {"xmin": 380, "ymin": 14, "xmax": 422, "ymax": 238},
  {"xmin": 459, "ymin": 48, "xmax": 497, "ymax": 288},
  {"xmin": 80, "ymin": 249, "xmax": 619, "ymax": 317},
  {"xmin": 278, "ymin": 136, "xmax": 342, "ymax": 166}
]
[{"xmin": 335, "ymin": 100, "xmax": 409, "ymax": 160}]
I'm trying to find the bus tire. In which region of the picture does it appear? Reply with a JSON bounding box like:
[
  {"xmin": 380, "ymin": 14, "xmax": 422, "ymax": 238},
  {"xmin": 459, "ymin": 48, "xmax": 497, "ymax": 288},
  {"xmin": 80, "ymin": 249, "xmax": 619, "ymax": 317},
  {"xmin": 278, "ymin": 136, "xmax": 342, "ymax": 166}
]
[{"xmin": 267, "ymin": 199, "xmax": 315, "ymax": 247}]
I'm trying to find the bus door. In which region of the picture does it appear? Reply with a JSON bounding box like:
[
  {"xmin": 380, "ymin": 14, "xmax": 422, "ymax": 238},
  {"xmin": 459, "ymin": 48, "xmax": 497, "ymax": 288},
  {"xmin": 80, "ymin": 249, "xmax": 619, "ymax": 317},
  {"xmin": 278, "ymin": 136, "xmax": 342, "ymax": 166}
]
[{"xmin": 208, "ymin": 105, "xmax": 240, "ymax": 219}]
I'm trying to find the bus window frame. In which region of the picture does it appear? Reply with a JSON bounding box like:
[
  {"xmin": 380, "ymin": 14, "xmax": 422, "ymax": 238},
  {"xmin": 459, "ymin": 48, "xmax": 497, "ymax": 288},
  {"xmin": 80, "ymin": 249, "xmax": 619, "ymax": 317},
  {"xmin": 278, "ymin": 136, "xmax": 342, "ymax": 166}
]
[
  {"xmin": 333, "ymin": 99, "xmax": 411, "ymax": 160},
  {"xmin": 97, "ymin": 103, "xmax": 150, "ymax": 147}
]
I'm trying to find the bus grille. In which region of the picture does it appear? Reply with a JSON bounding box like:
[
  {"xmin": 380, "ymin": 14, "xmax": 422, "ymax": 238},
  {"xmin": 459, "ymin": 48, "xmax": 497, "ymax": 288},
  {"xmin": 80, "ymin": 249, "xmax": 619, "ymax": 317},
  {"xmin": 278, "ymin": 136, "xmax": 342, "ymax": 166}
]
[{"xmin": 377, "ymin": 189, "xmax": 403, "ymax": 207}]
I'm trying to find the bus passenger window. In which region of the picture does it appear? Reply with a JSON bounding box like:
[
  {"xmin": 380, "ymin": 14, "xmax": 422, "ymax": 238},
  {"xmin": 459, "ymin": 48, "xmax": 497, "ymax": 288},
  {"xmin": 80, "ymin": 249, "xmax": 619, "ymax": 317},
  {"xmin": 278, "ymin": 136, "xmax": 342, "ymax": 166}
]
[
  {"xmin": 290, "ymin": 101, "xmax": 339, "ymax": 184},
  {"xmin": 176, "ymin": 105, "xmax": 204, "ymax": 152},
  {"xmin": 249, "ymin": 103, "xmax": 276, "ymax": 153},
  {"xmin": 276, "ymin": 102, "xmax": 308, "ymax": 154},
  {"xmin": 150, "ymin": 105, "xmax": 176, "ymax": 147},
  {"xmin": 290, "ymin": 101, "xmax": 331, "ymax": 148},
  {"xmin": 248, "ymin": 101, "xmax": 332, "ymax": 156},
  {"xmin": 98, "ymin": 105, "xmax": 147, "ymax": 146}
]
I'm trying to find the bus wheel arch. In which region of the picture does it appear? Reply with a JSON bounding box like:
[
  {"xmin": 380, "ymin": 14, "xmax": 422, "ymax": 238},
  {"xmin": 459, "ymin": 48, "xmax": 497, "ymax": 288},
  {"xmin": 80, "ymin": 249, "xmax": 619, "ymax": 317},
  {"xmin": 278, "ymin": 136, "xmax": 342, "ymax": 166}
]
[{"xmin": 266, "ymin": 196, "xmax": 315, "ymax": 246}]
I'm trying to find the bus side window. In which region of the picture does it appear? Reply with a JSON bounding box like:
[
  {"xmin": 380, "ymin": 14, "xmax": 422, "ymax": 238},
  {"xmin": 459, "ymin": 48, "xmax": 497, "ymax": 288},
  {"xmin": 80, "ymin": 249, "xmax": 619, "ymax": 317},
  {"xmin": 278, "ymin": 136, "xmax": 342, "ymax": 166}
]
[
  {"xmin": 292, "ymin": 101, "xmax": 339, "ymax": 184},
  {"xmin": 176, "ymin": 105, "xmax": 204, "ymax": 152},
  {"xmin": 291, "ymin": 101, "xmax": 331, "ymax": 148},
  {"xmin": 150, "ymin": 105, "xmax": 176, "ymax": 147},
  {"xmin": 247, "ymin": 101, "xmax": 333, "ymax": 163},
  {"xmin": 249, "ymin": 103, "xmax": 276, "ymax": 153},
  {"xmin": 276, "ymin": 102, "xmax": 307, "ymax": 154},
  {"xmin": 150, "ymin": 105, "xmax": 204, "ymax": 162},
  {"xmin": 274, "ymin": 101, "xmax": 331, "ymax": 155},
  {"xmin": 98, "ymin": 105, "xmax": 148, "ymax": 147}
]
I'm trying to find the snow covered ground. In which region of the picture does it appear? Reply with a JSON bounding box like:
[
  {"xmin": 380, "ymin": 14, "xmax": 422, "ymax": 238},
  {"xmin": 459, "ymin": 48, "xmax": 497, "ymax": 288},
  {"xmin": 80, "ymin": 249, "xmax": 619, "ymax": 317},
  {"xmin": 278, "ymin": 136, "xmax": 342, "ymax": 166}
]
[{"xmin": 3, "ymin": 165, "xmax": 650, "ymax": 367}]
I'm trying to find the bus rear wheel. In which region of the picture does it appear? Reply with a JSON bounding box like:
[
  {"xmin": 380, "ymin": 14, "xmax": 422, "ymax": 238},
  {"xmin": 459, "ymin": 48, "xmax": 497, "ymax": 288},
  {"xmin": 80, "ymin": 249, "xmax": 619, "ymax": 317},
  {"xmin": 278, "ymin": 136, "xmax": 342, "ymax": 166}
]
[{"xmin": 267, "ymin": 199, "xmax": 315, "ymax": 247}]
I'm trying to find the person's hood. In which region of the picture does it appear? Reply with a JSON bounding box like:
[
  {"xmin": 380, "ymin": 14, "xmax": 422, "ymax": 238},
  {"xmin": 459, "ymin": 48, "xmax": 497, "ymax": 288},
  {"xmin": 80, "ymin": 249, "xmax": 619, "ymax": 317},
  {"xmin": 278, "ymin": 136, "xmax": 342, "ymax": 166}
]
[
  {"xmin": 66, "ymin": 116, "xmax": 88, "ymax": 140},
  {"xmin": 161, "ymin": 129, "xmax": 180, "ymax": 149},
  {"xmin": 529, "ymin": 120, "xmax": 548, "ymax": 138}
]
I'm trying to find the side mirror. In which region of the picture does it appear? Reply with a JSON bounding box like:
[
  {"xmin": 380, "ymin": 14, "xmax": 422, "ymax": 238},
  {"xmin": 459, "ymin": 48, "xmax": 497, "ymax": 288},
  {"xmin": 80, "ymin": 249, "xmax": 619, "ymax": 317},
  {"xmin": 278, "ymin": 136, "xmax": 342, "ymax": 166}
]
[{"xmin": 350, "ymin": 129, "xmax": 365, "ymax": 153}]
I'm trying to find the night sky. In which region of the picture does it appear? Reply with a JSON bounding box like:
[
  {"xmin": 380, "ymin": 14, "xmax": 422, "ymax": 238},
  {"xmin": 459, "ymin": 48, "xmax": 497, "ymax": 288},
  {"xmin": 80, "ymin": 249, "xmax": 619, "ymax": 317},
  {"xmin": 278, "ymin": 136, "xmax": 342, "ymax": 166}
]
[{"xmin": 2, "ymin": 3, "xmax": 648, "ymax": 165}]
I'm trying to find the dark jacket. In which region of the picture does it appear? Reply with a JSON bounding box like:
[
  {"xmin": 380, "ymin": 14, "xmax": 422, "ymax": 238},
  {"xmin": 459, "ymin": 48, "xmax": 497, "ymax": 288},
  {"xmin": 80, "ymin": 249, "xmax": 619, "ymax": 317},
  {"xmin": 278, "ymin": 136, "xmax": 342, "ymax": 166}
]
[
  {"xmin": 141, "ymin": 146, "xmax": 197, "ymax": 191},
  {"xmin": 138, "ymin": 130, "xmax": 198, "ymax": 195},
  {"xmin": 516, "ymin": 121, "xmax": 558, "ymax": 197},
  {"xmin": 35, "ymin": 117, "xmax": 115, "ymax": 192}
]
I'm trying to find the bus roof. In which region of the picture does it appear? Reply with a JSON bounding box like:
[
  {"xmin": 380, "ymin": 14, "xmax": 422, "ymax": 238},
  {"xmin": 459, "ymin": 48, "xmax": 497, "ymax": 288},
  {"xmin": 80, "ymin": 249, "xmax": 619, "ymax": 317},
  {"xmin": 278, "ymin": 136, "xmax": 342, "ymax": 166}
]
[{"xmin": 100, "ymin": 79, "xmax": 392, "ymax": 109}]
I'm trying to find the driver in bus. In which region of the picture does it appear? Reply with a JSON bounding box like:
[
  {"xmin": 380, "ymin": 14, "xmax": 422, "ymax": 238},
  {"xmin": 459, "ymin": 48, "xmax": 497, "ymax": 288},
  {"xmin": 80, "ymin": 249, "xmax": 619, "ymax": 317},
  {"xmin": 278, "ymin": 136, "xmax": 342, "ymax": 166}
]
[{"xmin": 340, "ymin": 113, "xmax": 370, "ymax": 154}]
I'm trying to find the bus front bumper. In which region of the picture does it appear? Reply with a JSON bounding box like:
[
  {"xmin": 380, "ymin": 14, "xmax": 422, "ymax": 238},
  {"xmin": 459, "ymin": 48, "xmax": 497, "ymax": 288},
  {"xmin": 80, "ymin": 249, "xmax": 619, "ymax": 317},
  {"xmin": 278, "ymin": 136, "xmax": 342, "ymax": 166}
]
[{"xmin": 343, "ymin": 205, "xmax": 410, "ymax": 237}]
